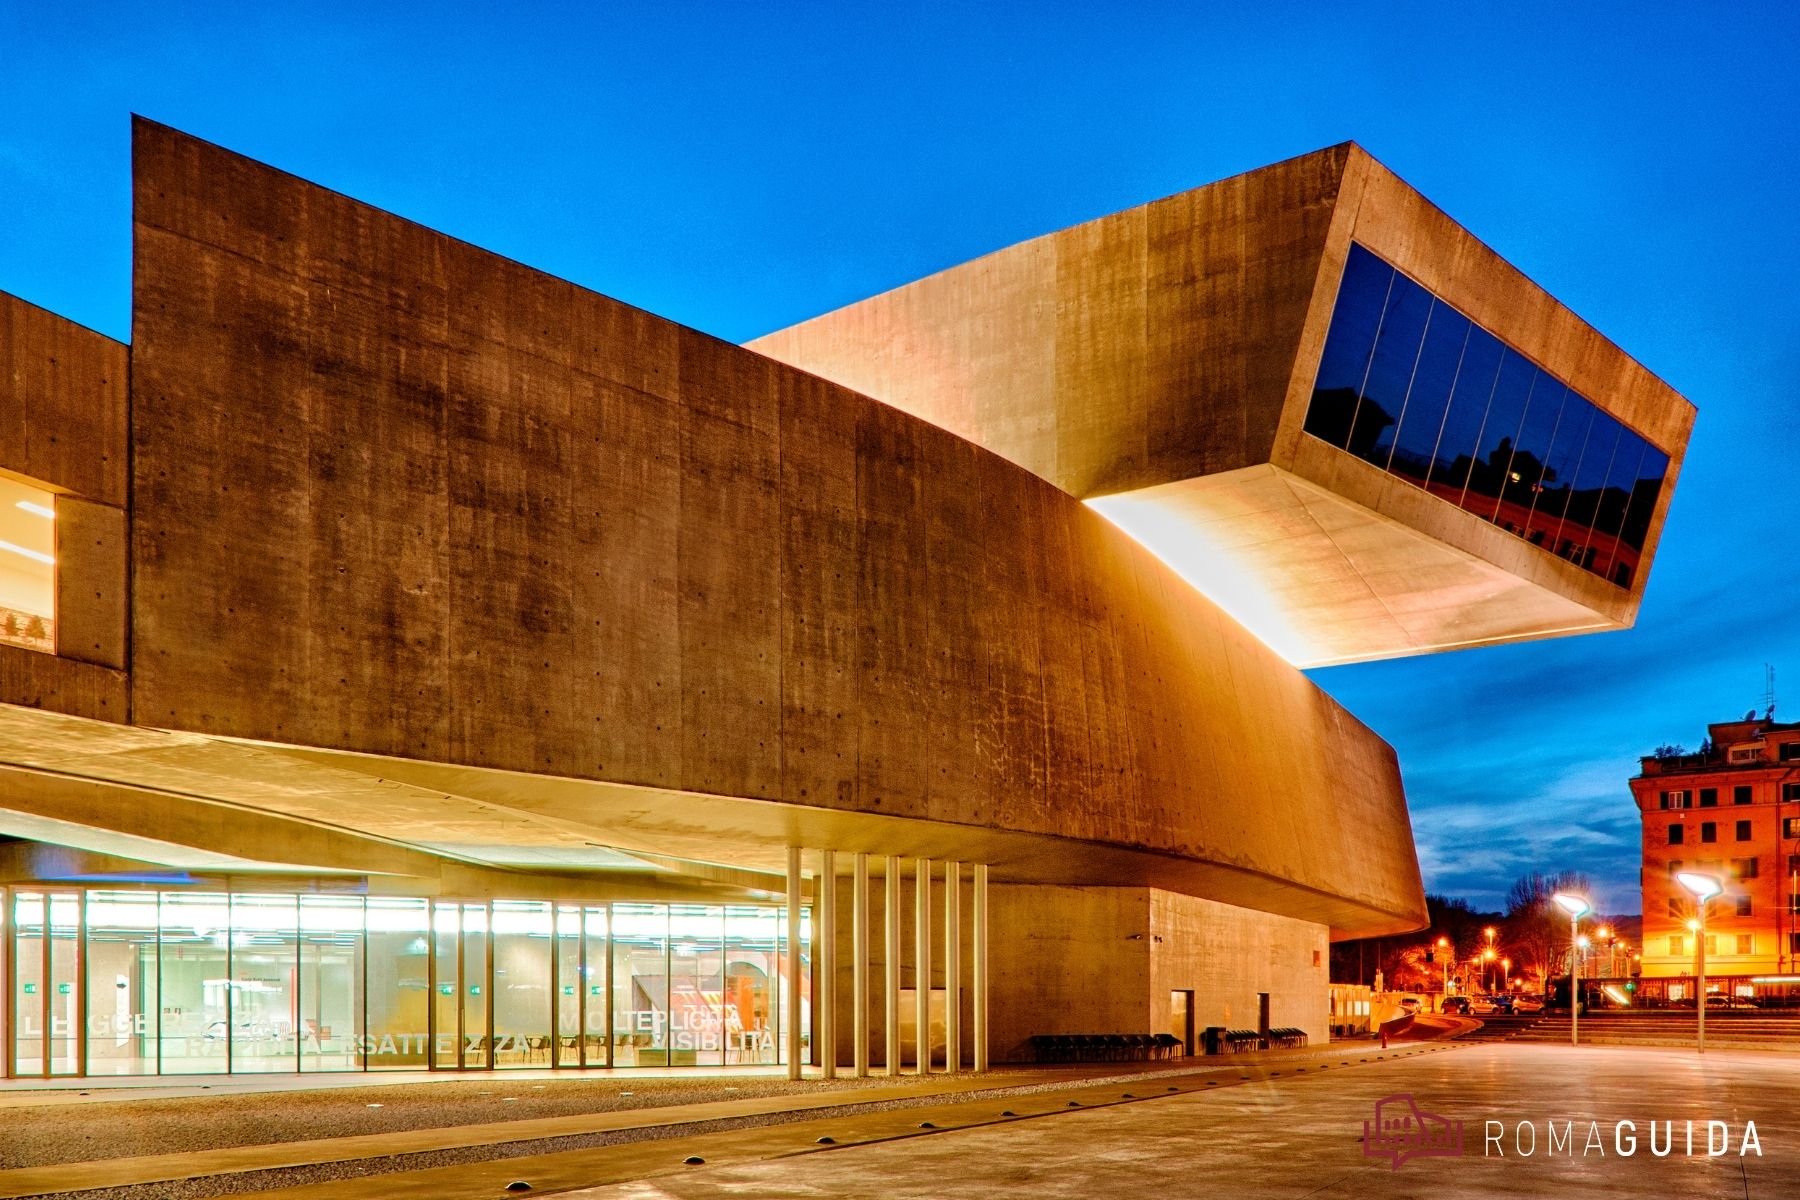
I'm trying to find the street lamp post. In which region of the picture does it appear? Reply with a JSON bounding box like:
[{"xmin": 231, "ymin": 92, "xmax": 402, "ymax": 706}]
[
  {"xmin": 1677, "ymin": 872, "xmax": 1724, "ymax": 1052},
  {"xmin": 1553, "ymin": 893, "xmax": 1591, "ymax": 1046},
  {"xmin": 1436, "ymin": 936, "xmax": 1450, "ymax": 1007},
  {"xmin": 1501, "ymin": 957, "xmax": 1511, "ymax": 994}
]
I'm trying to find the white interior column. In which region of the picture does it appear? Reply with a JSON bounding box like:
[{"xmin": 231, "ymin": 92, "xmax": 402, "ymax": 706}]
[
  {"xmin": 914, "ymin": 856, "xmax": 932, "ymax": 1075},
  {"xmin": 884, "ymin": 856, "xmax": 901, "ymax": 1076},
  {"xmin": 944, "ymin": 860, "xmax": 961, "ymax": 1072},
  {"xmin": 852, "ymin": 852, "xmax": 870, "ymax": 1077},
  {"xmin": 819, "ymin": 849, "xmax": 837, "ymax": 1080},
  {"xmin": 973, "ymin": 862, "xmax": 989, "ymax": 1072},
  {"xmin": 785, "ymin": 845, "xmax": 803, "ymax": 1080}
]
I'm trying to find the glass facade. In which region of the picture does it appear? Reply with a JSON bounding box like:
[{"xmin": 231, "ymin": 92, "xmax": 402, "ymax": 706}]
[
  {"xmin": 1304, "ymin": 243, "xmax": 1669, "ymax": 588},
  {"xmin": 2, "ymin": 888, "xmax": 806, "ymax": 1077}
]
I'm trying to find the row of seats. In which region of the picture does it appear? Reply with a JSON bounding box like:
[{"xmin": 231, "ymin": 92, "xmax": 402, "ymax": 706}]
[
  {"xmin": 1027, "ymin": 1033, "xmax": 1186, "ymax": 1061},
  {"xmin": 1218, "ymin": 1027, "xmax": 1308, "ymax": 1052}
]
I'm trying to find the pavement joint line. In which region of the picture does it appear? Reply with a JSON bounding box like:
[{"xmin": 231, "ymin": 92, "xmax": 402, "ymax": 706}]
[{"xmin": 0, "ymin": 1042, "xmax": 1463, "ymax": 1200}]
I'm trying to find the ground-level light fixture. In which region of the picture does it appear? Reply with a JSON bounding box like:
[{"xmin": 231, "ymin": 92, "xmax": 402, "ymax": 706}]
[{"xmin": 1677, "ymin": 872, "xmax": 1724, "ymax": 1052}]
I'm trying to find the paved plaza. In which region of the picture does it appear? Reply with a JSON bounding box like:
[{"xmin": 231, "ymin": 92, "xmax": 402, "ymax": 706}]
[
  {"xmin": 568, "ymin": 1044, "xmax": 1796, "ymax": 1200},
  {"xmin": 5, "ymin": 1041, "xmax": 1799, "ymax": 1198}
]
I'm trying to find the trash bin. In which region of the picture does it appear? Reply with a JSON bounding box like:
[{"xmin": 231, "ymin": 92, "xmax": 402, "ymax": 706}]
[{"xmin": 1202, "ymin": 1026, "xmax": 1225, "ymax": 1056}]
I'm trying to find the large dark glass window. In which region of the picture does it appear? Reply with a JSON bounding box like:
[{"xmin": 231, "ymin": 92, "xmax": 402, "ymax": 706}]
[
  {"xmin": 1304, "ymin": 245, "xmax": 1392, "ymax": 452},
  {"xmin": 1304, "ymin": 243, "xmax": 1665, "ymax": 589},
  {"xmin": 1387, "ymin": 305, "xmax": 1469, "ymax": 486}
]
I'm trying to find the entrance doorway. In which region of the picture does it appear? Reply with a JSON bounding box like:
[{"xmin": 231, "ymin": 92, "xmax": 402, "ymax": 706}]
[{"xmin": 1168, "ymin": 989, "xmax": 1194, "ymax": 1056}]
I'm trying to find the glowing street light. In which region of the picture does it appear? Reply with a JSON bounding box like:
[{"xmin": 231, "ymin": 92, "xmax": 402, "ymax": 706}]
[
  {"xmin": 1553, "ymin": 892, "xmax": 1591, "ymax": 1046},
  {"xmin": 1677, "ymin": 872, "xmax": 1724, "ymax": 1052}
]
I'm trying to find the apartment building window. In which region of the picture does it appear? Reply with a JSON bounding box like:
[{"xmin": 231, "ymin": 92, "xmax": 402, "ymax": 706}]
[
  {"xmin": 1667, "ymin": 898, "xmax": 1683, "ymax": 917},
  {"xmin": 1736, "ymin": 934, "xmax": 1753, "ymax": 955},
  {"xmin": 1785, "ymin": 817, "xmax": 1800, "ymax": 839},
  {"xmin": 1668, "ymin": 860, "xmax": 1684, "ymax": 878},
  {"xmin": 1792, "ymin": 932, "xmax": 1800, "ymax": 955},
  {"xmin": 1661, "ymin": 790, "xmax": 1691, "ymax": 810},
  {"xmin": 1789, "ymin": 854, "xmax": 1800, "ymax": 873},
  {"xmin": 1700, "ymin": 788, "xmax": 1718, "ymax": 807},
  {"xmin": 1737, "ymin": 820, "xmax": 1753, "ymax": 841},
  {"xmin": 1790, "ymin": 894, "xmax": 1800, "ymax": 916},
  {"xmin": 1701, "ymin": 822, "xmax": 1717, "ymax": 843},
  {"xmin": 1669, "ymin": 935, "xmax": 1685, "ymax": 957},
  {"xmin": 1737, "ymin": 895, "xmax": 1753, "ymax": 917},
  {"xmin": 1667, "ymin": 824, "xmax": 1685, "ymax": 846},
  {"xmin": 1730, "ymin": 747, "xmax": 1762, "ymax": 763},
  {"xmin": 1787, "ymin": 783, "xmax": 1800, "ymax": 802},
  {"xmin": 1781, "ymin": 742, "xmax": 1800, "ymax": 762},
  {"xmin": 1705, "ymin": 935, "xmax": 1718, "ymax": 956},
  {"xmin": 1735, "ymin": 785, "xmax": 1753, "ymax": 805},
  {"xmin": 1733, "ymin": 857, "xmax": 1759, "ymax": 879}
]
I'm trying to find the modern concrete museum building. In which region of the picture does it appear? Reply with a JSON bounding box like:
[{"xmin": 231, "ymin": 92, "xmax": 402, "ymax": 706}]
[{"xmin": 0, "ymin": 121, "xmax": 1692, "ymax": 1078}]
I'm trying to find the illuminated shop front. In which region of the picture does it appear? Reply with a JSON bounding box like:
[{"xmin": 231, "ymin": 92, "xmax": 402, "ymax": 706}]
[{"xmin": 5, "ymin": 890, "xmax": 810, "ymax": 1077}]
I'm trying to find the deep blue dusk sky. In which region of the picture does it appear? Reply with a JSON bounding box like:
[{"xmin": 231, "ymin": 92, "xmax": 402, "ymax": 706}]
[{"xmin": 4, "ymin": 3, "xmax": 1796, "ymax": 913}]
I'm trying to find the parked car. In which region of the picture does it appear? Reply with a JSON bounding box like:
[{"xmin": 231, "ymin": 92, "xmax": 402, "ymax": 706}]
[
  {"xmin": 1469, "ymin": 995, "xmax": 1509, "ymax": 1015},
  {"xmin": 1511, "ymin": 995, "xmax": 1545, "ymax": 1014},
  {"xmin": 1679, "ymin": 994, "xmax": 1760, "ymax": 1009},
  {"xmin": 1440, "ymin": 996, "xmax": 1471, "ymax": 1014},
  {"xmin": 1397, "ymin": 995, "xmax": 1423, "ymax": 1012}
]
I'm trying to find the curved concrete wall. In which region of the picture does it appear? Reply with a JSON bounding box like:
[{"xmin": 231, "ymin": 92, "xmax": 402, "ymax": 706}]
[{"xmin": 128, "ymin": 120, "xmax": 1425, "ymax": 935}]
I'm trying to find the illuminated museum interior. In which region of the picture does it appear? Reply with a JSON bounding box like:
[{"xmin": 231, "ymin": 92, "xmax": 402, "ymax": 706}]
[{"xmin": 0, "ymin": 123, "xmax": 1691, "ymax": 1077}]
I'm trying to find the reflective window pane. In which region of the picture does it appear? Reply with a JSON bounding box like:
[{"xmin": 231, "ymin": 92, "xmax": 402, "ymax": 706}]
[
  {"xmin": 158, "ymin": 893, "xmax": 230, "ymax": 1074},
  {"xmin": 86, "ymin": 891, "xmax": 158, "ymax": 1076},
  {"xmin": 299, "ymin": 895, "xmax": 363, "ymax": 1072},
  {"xmin": 1350, "ymin": 272, "xmax": 1432, "ymax": 467},
  {"xmin": 462, "ymin": 904, "xmax": 489, "ymax": 1068},
  {"xmin": 364, "ymin": 896, "xmax": 429, "ymax": 1069},
  {"xmin": 493, "ymin": 900, "xmax": 551, "ymax": 1067},
  {"xmin": 1300, "ymin": 242, "xmax": 1666, "ymax": 588},
  {"xmin": 1533, "ymin": 398, "xmax": 1594, "ymax": 552},
  {"xmin": 14, "ymin": 892, "xmax": 44, "ymax": 1075},
  {"xmin": 230, "ymin": 894, "xmax": 299, "ymax": 1072},
  {"xmin": 1305, "ymin": 245, "xmax": 1392, "ymax": 450},
  {"xmin": 1594, "ymin": 430, "xmax": 1648, "ymax": 585},
  {"xmin": 613, "ymin": 903, "xmax": 667, "ymax": 1066},
  {"xmin": 583, "ymin": 907, "xmax": 609, "ymax": 1066},
  {"xmin": 48, "ymin": 894, "xmax": 80, "ymax": 1075},
  {"xmin": 1463, "ymin": 350, "xmax": 1535, "ymax": 518},
  {"xmin": 669, "ymin": 904, "xmax": 725, "ymax": 1067},
  {"xmin": 1499, "ymin": 377, "xmax": 1565, "ymax": 542},
  {"xmin": 1426, "ymin": 325, "xmax": 1503, "ymax": 501},
  {"xmin": 1386, "ymin": 304, "xmax": 1469, "ymax": 486},
  {"xmin": 1558, "ymin": 410, "xmax": 1623, "ymax": 571}
]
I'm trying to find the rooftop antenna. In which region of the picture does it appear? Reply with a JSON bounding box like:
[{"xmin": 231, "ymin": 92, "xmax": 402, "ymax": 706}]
[{"xmin": 1766, "ymin": 664, "xmax": 1777, "ymax": 721}]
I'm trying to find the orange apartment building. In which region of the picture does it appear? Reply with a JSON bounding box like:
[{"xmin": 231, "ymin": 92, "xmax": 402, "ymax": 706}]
[{"xmin": 1633, "ymin": 717, "xmax": 1800, "ymax": 1003}]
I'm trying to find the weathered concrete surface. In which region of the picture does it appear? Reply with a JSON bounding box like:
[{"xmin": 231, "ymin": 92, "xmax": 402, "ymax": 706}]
[
  {"xmin": 125, "ymin": 119, "xmax": 1425, "ymax": 936},
  {"xmin": 0, "ymin": 291, "xmax": 131, "ymax": 719},
  {"xmin": 750, "ymin": 144, "xmax": 1695, "ymax": 667}
]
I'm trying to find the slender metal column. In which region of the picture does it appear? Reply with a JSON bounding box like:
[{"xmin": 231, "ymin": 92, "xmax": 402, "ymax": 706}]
[
  {"xmin": 852, "ymin": 853, "xmax": 870, "ymax": 1076},
  {"xmin": 973, "ymin": 863, "xmax": 989, "ymax": 1072},
  {"xmin": 785, "ymin": 846, "xmax": 803, "ymax": 1080},
  {"xmin": 76, "ymin": 893, "xmax": 89, "ymax": 1077},
  {"xmin": 914, "ymin": 857, "xmax": 931, "ymax": 1075},
  {"xmin": 883, "ymin": 856, "xmax": 901, "ymax": 1076},
  {"xmin": 943, "ymin": 862, "xmax": 961, "ymax": 1073},
  {"xmin": 819, "ymin": 850, "xmax": 837, "ymax": 1079},
  {"xmin": 603, "ymin": 905, "xmax": 615, "ymax": 1069}
]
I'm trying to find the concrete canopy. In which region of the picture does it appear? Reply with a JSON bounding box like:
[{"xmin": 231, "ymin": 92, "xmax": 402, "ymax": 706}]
[
  {"xmin": 0, "ymin": 121, "xmax": 1429, "ymax": 940},
  {"xmin": 748, "ymin": 143, "xmax": 1696, "ymax": 667}
]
